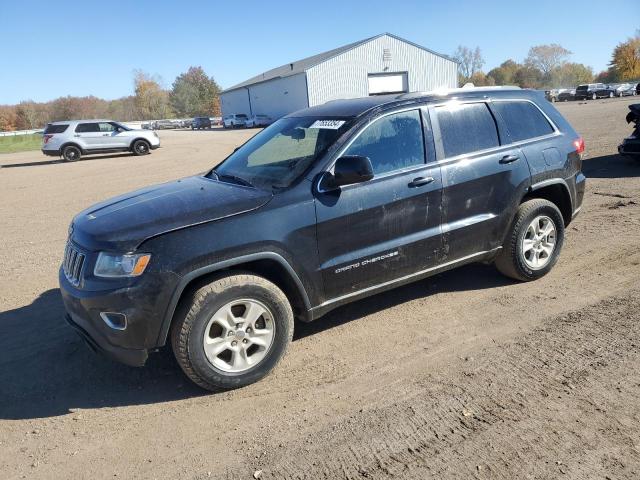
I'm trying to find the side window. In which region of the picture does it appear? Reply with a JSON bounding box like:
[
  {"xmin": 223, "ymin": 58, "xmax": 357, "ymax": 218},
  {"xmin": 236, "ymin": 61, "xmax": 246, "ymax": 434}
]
[
  {"xmin": 75, "ymin": 123, "xmax": 99, "ymax": 133},
  {"xmin": 345, "ymin": 109, "xmax": 425, "ymax": 175},
  {"xmin": 99, "ymin": 122, "xmax": 117, "ymax": 132},
  {"xmin": 436, "ymin": 103, "xmax": 499, "ymax": 158},
  {"xmin": 491, "ymin": 101, "xmax": 554, "ymax": 142}
]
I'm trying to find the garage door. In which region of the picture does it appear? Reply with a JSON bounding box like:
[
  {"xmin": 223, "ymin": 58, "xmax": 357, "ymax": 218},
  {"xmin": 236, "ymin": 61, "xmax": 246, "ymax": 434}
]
[{"xmin": 368, "ymin": 73, "xmax": 408, "ymax": 95}]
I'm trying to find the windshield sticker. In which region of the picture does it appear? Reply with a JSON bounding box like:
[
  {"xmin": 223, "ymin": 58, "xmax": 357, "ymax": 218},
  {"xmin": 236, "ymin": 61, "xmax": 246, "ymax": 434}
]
[{"xmin": 309, "ymin": 120, "xmax": 346, "ymax": 130}]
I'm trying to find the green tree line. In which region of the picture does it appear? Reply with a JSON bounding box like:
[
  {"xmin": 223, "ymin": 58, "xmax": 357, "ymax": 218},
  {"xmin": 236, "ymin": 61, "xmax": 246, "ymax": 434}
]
[
  {"xmin": 455, "ymin": 32, "xmax": 640, "ymax": 88},
  {"xmin": 0, "ymin": 66, "xmax": 221, "ymax": 131}
]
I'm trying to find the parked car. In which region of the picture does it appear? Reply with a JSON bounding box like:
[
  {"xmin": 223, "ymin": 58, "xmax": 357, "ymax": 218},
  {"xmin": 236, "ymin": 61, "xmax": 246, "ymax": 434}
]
[
  {"xmin": 618, "ymin": 103, "xmax": 640, "ymax": 158},
  {"xmin": 611, "ymin": 83, "xmax": 637, "ymax": 97},
  {"xmin": 223, "ymin": 114, "xmax": 249, "ymax": 128},
  {"xmin": 574, "ymin": 83, "xmax": 615, "ymax": 100},
  {"xmin": 636, "ymin": 82, "xmax": 640, "ymax": 95},
  {"xmin": 245, "ymin": 114, "xmax": 273, "ymax": 128},
  {"xmin": 42, "ymin": 120, "xmax": 160, "ymax": 161},
  {"xmin": 181, "ymin": 119, "xmax": 193, "ymax": 128},
  {"xmin": 192, "ymin": 117, "xmax": 212, "ymax": 130},
  {"xmin": 153, "ymin": 120, "xmax": 176, "ymax": 130},
  {"xmin": 557, "ymin": 89, "xmax": 576, "ymax": 102},
  {"xmin": 60, "ymin": 88, "xmax": 585, "ymax": 390},
  {"xmin": 210, "ymin": 117, "xmax": 222, "ymax": 126}
]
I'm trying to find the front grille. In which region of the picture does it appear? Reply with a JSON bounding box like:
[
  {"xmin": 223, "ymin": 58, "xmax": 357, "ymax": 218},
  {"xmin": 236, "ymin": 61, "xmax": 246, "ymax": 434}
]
[{"xmin": 63, "ymin": 242, "xmax": 85, "ymax": 287}]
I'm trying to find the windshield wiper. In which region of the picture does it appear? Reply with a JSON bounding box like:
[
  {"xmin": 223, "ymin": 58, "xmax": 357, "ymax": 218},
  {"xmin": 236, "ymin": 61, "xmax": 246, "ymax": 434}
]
[{"xmin": 215, "ymin": 172, "xmax": 255, "ymax": 188}]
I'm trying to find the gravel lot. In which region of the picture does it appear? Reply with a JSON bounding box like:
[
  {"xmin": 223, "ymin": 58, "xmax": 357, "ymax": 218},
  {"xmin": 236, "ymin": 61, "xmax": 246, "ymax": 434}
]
[{"xmin": 1, "ymin": 97, "xmax": 639, "ymax": 479}]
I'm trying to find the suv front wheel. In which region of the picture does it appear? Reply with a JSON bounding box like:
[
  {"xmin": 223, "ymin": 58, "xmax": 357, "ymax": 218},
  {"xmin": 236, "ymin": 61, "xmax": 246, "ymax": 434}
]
[
  {"xmin": 495, "ymin": 199, "xmax": 565, "ymax": 281},
  {"xmin": 171, "ymin": 273, "xmax": 294, "ymax": 391},
  {"xmin": 132, "ymin": 139, "xmax": 151, "ymax": 156}
]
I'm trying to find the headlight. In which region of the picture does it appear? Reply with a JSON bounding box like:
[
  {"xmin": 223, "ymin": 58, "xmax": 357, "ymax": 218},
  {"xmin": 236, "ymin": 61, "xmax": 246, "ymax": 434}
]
[{"xmin": 94, "ymin": 252, "xmax": 151, "ymax": 278}]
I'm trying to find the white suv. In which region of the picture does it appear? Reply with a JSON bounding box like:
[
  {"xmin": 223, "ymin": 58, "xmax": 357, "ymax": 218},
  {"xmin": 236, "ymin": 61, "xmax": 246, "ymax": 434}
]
[
  {"xmin": 222, "ymin": 114, "xmax": 248, "ymax": 129},
  {"xmin": 42, "ymin": 120, "xmax": 160, "ymax": 161}
]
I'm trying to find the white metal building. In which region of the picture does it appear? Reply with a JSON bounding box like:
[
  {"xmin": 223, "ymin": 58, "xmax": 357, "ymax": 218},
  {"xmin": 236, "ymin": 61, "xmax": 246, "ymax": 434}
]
[{"xmin": 220, "ymin": 33, "xmax": 458, "ymax": 120}]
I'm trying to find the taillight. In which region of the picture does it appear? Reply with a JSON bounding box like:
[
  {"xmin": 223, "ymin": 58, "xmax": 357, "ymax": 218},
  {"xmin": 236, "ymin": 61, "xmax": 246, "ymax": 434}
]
[
  {"xmin": 43, "ymin": 134, "xmax": 53, "ymax": 144},
  {"xmin": 573, "ymin": 137, "xmax": 585, "ymax": 154}
]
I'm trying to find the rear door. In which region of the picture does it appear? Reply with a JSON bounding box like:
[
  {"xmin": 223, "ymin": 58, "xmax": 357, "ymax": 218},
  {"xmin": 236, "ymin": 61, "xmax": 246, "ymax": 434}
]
[
  {"xmin": 489, "ymin": 99, "xmax": 560, "ymax": 180},
  {"xmin": 73, "ymin": 122, "xmax": 102, "ymax": 149},
  {"xmin": 429, "ymin": 101, "xmax": 530, "ymax": 261},
  {"xmin": 314, "ymin": 108, "xmax": 443, "ymax": 300}
]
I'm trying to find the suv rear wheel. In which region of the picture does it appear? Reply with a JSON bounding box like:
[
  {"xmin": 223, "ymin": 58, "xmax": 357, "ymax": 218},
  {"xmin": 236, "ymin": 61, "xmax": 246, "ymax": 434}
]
[
  {"xmin": 171, "ymin": 273, "xmax": 294, "ymax": 391},
  {"xmin": 62, "ymin": 145, "xmax": 81, "ymax": 162},
  {"xmin": 132, "ymin": 139, "xmax": 150, "ymax": 156},
  {"xmin": 495, "ymin": 199, "xmax": 565, "ymax": 281}
]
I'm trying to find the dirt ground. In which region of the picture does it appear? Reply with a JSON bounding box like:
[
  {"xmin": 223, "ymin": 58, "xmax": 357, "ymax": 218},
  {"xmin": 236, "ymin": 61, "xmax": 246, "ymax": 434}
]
[{"xmin": 1, "ymin": 97, "xmax": 639, "ymax": 480}]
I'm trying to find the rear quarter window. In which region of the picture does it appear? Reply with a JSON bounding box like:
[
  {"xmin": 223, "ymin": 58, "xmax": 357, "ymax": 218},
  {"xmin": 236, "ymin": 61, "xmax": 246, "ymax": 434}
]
[
  {"xmin": 44, "ymin": 124, "xmax": 69, "ymax": 134},
  {"xmin": 436, "ymin": 102, "xmax": 499, "ymax": 158},
  {"xmin": 491, "ymin": 101, "xmax": 555, "ymax": 142}
]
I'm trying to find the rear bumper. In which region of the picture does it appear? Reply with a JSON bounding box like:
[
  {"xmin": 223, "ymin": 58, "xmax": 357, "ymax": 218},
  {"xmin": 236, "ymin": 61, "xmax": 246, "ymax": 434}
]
[
  {"xmin": 42, "ymin": 148, "xmax": 60, "ymax": 156},
  {"xmin": 65, "ymin": 312, "xmax": 148, "ymax": 366}
]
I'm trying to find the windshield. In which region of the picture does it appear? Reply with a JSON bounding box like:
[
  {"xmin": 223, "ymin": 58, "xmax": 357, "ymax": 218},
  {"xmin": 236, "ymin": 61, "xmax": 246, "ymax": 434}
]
[{"xmin": 211, "ymin": 116, "xmax": 352, "ymax": 190}]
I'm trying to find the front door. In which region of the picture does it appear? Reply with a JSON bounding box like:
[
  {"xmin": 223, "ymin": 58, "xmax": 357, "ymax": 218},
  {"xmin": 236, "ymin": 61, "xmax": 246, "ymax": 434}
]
[{"xmin": 314, "ymin": 108, "xmax": 443, "ymax": 301}]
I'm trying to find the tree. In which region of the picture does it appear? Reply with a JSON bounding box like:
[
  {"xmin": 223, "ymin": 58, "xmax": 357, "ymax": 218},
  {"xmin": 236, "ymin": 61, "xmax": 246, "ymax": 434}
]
[
  {"xmin": 550, "ymin": 62, "xmax": 593, "ymax": 88},
  {"xmin": 487, "ymin": 60, "xmax": 521, "ymax": 85},
  {"xmin": 514, "ymin": 65, "xmax": 544, "ymax": 89},
  {"xmin": 133, "ymin": 70, "xmax": 173, "ymax": 120},
  {"xmin": 453, "ymin": 46, "xmax": 485, "ymax": 84},
  {"xmin": 525, "ymin": 44, "xmax": 572, "ymax": 77},
  {"xmin": 469, "ymin": 71, "xmax": 496, "ymax": 86},
  {"xmin": 170, "ymin": 66, "xmax": 221, "ymax": 117},
  {"xmin": 608, "ymin": 34, "xmax": 640, "ymax": 81},
  {"xmin": 0, "ymin": 105, "xmax": 18, "ymax": 131}
]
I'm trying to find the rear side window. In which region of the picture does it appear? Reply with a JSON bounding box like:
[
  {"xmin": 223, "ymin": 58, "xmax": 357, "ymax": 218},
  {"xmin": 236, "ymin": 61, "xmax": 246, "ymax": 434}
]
[
  {"xmin": 44, "ymin": 124, "xmax": 68, "ymax": 134},
  {"xmin": 75, "ymin": 123, "xmax": 99, "ymax": 133},
  {"xmin": 492, "ymin": 101, "xmax": 555, "ymax": 142},
  {"xmin": 345, "ymin": 109, "xmax": 425, "ymax": 175},
  {"xmin": 436, "ymin": 103, "xmax": 499, "ymax": 158}
]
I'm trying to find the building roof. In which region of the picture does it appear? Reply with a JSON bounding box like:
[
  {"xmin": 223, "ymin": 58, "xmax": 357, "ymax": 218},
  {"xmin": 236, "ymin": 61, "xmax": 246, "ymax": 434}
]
[{"xmin": 222, "ymin": 33, "xmax": 456, "ymax": 94}]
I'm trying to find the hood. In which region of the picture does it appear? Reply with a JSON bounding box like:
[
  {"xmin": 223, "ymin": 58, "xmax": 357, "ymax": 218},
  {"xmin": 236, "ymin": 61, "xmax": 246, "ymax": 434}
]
[{"xmin": 72, "ymin": 175, "xmax": 272, "ymax": 251}]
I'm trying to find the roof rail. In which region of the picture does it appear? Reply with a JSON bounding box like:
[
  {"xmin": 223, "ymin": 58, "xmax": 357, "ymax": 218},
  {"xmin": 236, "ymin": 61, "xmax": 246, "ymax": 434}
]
[{"xmin": 395, "ymin": 85, "xmax": 521, "ymax": 100}]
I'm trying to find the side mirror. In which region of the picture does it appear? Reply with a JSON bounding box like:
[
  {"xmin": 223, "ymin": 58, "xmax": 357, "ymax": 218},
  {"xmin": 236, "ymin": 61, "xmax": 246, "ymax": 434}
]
[{"xmin": 322, "ymin": 155, "xmax": 374, "ymax": 190}]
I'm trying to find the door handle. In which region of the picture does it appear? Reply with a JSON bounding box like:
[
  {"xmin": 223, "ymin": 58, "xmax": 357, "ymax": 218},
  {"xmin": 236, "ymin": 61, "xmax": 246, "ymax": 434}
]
[
  {"xmin": 103, "ymin": 133, "xmax": 111, "ymax": 136},
  {"xmin": 408, "ymin": 176, "xmax": 435, "ymax": 187},
  {"xmin": 73, "ymin": 134, "xmax": 80, "ymax": 137},
  {"xmin": 500, "ymin": 154, "xmax": 519, "ymax": 164}
]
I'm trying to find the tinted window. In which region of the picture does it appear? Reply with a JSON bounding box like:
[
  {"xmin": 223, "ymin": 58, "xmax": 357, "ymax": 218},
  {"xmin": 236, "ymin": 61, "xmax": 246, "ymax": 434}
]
[
  {"xmin": 492, "ymin": 101, "xmax": 554, "ymax": 142},
  {"xmin": 436, "ymin": 103, "xmax": 499, "ymax": 158},
  {"xmin": 576, "ymin": 85, "xmax": 588, "ymax": 91},
  {"xmin": 345, "ymin": 109, "xmax": 425, "ymax": 175},
  {"xmin": 44, "ymin": 124, "xmax": 68, "ymax": 134},
  {"xmin": 75, "ymin": 123, "xmax": 99, "ymax": 133}
]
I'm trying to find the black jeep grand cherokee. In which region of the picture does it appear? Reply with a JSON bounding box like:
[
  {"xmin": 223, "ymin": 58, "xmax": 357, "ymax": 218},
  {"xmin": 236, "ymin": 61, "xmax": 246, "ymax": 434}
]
[{"xmin": 60, "ymin": 88, "xmax": 586, "ymax": 391}]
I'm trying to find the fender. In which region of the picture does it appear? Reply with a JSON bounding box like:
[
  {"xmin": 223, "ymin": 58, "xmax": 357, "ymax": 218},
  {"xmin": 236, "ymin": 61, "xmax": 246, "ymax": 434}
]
[
  {"xmin": 155, "ymin": 252, "xmax": 311, "ymax": 346},
  {"xmin": 529, "ymin": 177, "xmax": 570, "ymax": 194}
]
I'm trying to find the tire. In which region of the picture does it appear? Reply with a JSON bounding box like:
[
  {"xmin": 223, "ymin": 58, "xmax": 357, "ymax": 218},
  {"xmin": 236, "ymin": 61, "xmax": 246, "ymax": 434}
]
[
  {"xmin": 609, "ymin": 92, "xmax": 614, "ymax": 98},
  {"xmin": 591, "ymin": 93, "xmax": 597, "ymax": 100},
  {"xmin": 494, "ymin": 199, "xmax": 565, "ymax": 282},
  {"xmin": 132, "ymin": 139, "xmax": 150, "ymax": 156},
  {"xmin": 171, "ymin": 273, "xmax": 294, "ymax": 391},
  {"xmin": 62, "ymin": 145, "xmax": 81, "ymax": 162}
]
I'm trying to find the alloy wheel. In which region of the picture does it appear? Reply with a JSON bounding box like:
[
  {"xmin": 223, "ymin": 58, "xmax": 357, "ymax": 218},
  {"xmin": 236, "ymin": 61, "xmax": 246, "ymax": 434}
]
[
  {"xmin": 202, "ymin": 299, "xmax": 276, "ymax": 373},
  {"xmin": 521, "ymin": 215, "xmax": 557, "ymax": 270}
]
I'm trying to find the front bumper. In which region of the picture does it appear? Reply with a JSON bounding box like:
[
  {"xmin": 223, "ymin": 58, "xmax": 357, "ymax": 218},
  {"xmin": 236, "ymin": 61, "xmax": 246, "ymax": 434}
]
[
  {"xmin": 618, "ymin": 140, "xmax": 640, "ymax": 156},
  {"xmin": 65, "ymin": 312, "xmax": 148, "ymax": 366},
  {"xmin": 59, "ymin": 263, "xmax": 180, "ymax": 366}
]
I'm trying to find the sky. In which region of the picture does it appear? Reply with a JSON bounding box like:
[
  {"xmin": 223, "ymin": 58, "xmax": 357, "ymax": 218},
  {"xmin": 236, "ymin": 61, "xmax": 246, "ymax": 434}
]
[{"xmin": 0, "ymin": 0, "xmax": 638, "ymax": 104}]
